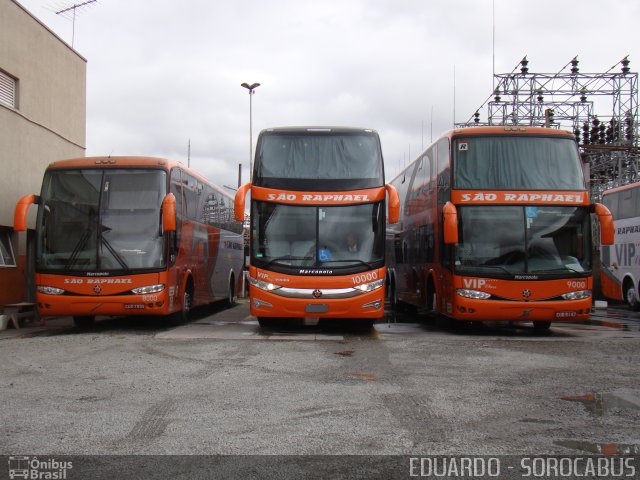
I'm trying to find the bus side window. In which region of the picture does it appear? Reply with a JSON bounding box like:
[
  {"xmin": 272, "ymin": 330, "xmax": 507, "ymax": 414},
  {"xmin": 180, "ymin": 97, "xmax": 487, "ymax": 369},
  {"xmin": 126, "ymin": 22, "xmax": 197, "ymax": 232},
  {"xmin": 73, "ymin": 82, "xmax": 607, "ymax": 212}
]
[{"xmin": 620, "ymin": 189, "xmax": 634, "ymax": 220}]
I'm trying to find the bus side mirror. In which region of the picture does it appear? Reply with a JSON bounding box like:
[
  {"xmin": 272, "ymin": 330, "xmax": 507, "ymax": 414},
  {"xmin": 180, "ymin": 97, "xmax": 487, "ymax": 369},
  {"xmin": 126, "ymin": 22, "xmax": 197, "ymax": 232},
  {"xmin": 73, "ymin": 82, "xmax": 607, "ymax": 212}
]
[
  {"xmin": 385, "ymin": 184, "xmax": 400, "ymax": 224},
  {"xmin": 443, "ymin": 201, "xmax": 459, "ymax": 244},
  {"xmin": 14, "ymin": 194, "xmax": 39, "ymax": 232},
  {"xmin": 234, "ymin": 183, "xmax": 251, "ymax": 222},
  {"xmin": 161, "ymin": 193, "xmax": 177, "ymax": 232},
  {"xmin": 593, "ymin": 202, "xmax": 614, "ymax": 245}
]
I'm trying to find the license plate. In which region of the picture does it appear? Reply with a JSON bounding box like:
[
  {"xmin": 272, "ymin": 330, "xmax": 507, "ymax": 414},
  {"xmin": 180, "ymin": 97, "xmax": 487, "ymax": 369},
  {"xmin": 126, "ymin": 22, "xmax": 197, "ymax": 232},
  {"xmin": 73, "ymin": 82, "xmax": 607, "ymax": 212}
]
[
  {"xmin": 306, "ymin": 304, "xmax": 328, "ymax": 313},
  {"xmin": 124, "ymin": 304, "xmax": 145, "ymax": 309},
  {"xmin": 555, "ymin": 311, "xmax": 577, "ymax": 318}
]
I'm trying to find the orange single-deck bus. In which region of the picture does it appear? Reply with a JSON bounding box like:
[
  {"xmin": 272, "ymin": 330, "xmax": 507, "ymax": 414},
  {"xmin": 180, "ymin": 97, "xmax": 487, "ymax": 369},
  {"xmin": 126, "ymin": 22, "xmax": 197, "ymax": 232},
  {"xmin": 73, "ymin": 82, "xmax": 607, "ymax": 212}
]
[
  {"xmin": 14, "ymin": 156, "xmax": 244, "ymax": 327},
  {"xmin": 386, "ymin": 126, "xmax": 614, "ymax": 331},
  {"xmin": 600, "ymin": 181, "xmax": 640, "ymax": 310},
  {"xmin": 235, "ymin": 127, "xmax": 399, "ymax": 327}
]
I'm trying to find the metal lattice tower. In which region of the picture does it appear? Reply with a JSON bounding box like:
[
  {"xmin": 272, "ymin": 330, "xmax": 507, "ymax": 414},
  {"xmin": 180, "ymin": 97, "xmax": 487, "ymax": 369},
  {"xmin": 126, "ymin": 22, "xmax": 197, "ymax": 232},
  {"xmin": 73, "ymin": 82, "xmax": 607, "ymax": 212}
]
[{"xmin": 457, "ymin": 56, "xmax": 639, "ymax": 200}]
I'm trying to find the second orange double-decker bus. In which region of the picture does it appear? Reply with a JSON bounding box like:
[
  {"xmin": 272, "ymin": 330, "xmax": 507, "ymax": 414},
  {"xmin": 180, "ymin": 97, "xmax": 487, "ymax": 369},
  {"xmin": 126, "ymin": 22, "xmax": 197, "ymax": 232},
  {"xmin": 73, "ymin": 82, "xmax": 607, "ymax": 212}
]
[
  {"xmin": 14, "ymin": 156, "xmax": 244, "ymax": 327},
  {"xmin": 387, "ymin": 126, "xmax": 614, "ymax": 331},
  {"xmin": 235, "ymin": 127, "xmax": 399, "ymax": 327}
]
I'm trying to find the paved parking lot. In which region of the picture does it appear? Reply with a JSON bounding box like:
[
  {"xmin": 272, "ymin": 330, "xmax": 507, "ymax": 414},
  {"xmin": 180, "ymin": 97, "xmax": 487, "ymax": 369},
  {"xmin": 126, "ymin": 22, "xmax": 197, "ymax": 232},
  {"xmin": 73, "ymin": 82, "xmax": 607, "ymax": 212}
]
[{"xmin": 1, "ymin": 300, "xmax": 639, "ymax": 458}]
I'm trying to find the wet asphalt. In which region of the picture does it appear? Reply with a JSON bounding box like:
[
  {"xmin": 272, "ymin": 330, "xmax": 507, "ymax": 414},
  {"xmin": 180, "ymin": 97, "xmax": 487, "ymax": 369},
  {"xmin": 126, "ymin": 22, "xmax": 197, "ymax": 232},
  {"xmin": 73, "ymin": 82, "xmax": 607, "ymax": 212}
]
[{"xmin": 1, "ymin": 299, "xmax": 639, "ymax": 457}]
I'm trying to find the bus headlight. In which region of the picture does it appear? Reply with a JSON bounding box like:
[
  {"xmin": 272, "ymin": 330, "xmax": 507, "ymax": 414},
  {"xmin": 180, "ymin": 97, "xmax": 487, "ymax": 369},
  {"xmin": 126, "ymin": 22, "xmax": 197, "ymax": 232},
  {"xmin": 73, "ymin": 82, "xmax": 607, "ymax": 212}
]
[
  {"xmin": 131, "ymin": 284, "xmax": 165, "ymax": 295},
  {"xmin": 356, "ymin": 278, "xmax": 385, "ymax": 292},
  {"xmin": 561, "ymin": 290, "xmax": 591, "ymax": 300},
  {"xmin": 249, "ymin": 277, "xmax": 282, "ymax": 292},
  {"xmin": 37, "ymin": 285, "xmax": 64, "ymax": 295},
  {"xmin": 456, "ymin": 288, "xmax": 491, "ymax": 300}
]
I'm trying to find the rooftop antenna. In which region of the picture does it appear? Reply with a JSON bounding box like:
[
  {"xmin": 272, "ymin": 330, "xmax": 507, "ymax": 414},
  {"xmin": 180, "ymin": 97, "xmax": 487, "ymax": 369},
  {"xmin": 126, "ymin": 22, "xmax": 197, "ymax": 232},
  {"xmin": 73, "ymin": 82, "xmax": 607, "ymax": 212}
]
[
  {"xmin": 187, "ymin": 138, "xmax": 191, "ymax": 168},
  {"xmin": 51, "ymin": 0, "xmax": 98, "ymax": 48}
]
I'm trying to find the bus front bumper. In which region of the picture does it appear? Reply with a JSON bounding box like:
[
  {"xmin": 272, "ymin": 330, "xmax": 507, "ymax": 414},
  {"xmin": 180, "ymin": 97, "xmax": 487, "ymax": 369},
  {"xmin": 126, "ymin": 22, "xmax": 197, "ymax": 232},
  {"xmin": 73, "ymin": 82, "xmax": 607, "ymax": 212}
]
[
  {"xmin": 249, "ymin": 286, "xmax": 385, "ymax": 319},
  {"xmin": 36, "ymin": 292, "xmax": 170, "ymax": 317},
  {"xmin": 450, "ymin": 297, "xmax": 592, "ymax": 322}
]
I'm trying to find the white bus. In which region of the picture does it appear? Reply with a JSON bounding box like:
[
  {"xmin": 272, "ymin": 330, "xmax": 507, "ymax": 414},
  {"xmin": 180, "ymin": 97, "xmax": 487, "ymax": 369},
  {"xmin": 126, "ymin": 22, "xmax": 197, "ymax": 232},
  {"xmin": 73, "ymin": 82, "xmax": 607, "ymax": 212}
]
[{"xmin": 600, "ymin": 181, "xmax": 640, "ymax": 310}]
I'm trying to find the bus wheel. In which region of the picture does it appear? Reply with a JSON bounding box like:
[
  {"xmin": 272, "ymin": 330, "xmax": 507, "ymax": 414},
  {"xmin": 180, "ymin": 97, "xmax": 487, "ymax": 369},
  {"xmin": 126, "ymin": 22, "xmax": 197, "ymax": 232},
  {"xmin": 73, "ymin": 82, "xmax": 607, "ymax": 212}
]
[
  {"xmin": 533, "ymin": 321, "xmax": 551, "ymax": 333},
  {"xmin": 73, "ymin": 316, "xmax": 95, "ymax": 328},
  {"xmin": 172, "ymin": 286, "xmax": 193, "ymax": 324},
  {"xmin": 226, "ymin": 275, "xmax": 236, "ymax": 307},
  {"xmin": 257, "ymin": 317, "xmax": 276, "ymax": 328},
  {"xmin": 624, "ymin": 278, "xmax": 640, "ymax": 311},
  {"xmin": 389, "ymin": 278, "xmax": 401, "ymax": 311}
]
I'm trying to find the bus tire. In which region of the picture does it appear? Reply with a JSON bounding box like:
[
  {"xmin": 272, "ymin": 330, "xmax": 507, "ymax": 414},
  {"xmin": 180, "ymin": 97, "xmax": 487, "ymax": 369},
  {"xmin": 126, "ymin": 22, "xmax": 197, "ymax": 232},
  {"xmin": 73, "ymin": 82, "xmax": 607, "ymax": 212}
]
[
  {"xmin": 389, "ymin": 275, "xmax": 400, "ymax": 311},
  {"xmin": 257, "ymin": 317, "xmax": 276, "ymax": 328},
  {"xmin": 624, "ymin": 277, "xmax": 640, "ymax": 311},
  {"xmin": 73, "ymin": 316, "xmax": 94, "ymax": 328},
  {"xmin": 226, "ymin": 274, "xmax": 236, "ymax": 308},
  {"xmin": 172, "ymin": 283, "xmax": 193, "ymax": 324},
  {"xmin": 533, "ymin": 321, "xmax": 551, "ymax": 333}
]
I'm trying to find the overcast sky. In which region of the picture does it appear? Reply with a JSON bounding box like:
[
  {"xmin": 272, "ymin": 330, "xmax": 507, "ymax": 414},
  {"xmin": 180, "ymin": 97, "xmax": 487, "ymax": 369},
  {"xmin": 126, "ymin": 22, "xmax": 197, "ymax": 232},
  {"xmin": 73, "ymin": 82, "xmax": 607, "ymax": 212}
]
[{"xmin": 16, "ymin": 0, "xmax": 640, "ymax": 188}]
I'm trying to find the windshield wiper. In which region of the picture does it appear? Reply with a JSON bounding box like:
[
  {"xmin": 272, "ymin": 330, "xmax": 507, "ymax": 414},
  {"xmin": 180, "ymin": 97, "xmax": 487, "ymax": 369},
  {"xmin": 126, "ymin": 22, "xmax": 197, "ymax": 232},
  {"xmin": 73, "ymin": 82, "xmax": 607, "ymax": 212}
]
[
  {"xmin": 321, "ymin": 259, "xmax": 375, "ymax": 269},
  {"xmin": 477, "ymin": 264, "xmax": 513, "ymax": 274},
  {"xmin": 98, "ymin": 225, "xmax": 130, "ymax": 273},
  {"xmin": 263, "ymin": 255, "xmax": 313, "ymax": 269},
  {"xmin": 64, "ymin": 227, "xmax": 93, "ymax": 272},
  {"xmin": 530, "ymin": 266, "xmax": 582, "ymax": 274}
]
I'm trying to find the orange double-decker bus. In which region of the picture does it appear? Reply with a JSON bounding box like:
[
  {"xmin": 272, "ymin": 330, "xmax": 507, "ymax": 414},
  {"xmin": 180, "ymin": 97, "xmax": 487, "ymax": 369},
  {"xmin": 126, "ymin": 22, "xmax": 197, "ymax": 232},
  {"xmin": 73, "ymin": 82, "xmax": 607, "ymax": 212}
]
[
  {"xmin": 14, "ymin": 156, "xmax": 244, "ymax": 327},
  {"xmin": 234, "ymin": 127, "xmax": 399, "ymax": 327},
  {"xmin": 386, "ymin": 126, "xmax": 614, "ymax": 332}
]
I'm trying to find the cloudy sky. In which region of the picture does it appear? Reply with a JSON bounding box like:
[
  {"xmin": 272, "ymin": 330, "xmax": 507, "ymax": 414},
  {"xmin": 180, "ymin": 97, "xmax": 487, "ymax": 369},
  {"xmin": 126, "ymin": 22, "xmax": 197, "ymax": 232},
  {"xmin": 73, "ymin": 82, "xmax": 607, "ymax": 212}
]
[{"xmin": 16, "ymin": 0, "xmax": 640, "ymax": 188}]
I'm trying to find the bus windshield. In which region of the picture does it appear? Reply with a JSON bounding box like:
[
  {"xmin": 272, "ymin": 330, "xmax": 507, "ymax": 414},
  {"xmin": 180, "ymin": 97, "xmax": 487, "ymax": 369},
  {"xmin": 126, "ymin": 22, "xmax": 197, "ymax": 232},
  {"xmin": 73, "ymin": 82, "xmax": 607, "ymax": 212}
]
[
  {"xmin": 454, "ymin": 136, "xmax": 584, "ymax": 190},
  {"xmin": 255, "ymin": 132, "xmax": 384, "ymax": 190},
  {"xmin": 37, "ymin": 169, "xmax": 167, "ymax": 273},
  {"xmin": 455, "ymin": 206, "xmax": 591, "ymax": 276},
  {"xmin": 251, "ymin": 201, "xmax": 384, "ymax": 271}
]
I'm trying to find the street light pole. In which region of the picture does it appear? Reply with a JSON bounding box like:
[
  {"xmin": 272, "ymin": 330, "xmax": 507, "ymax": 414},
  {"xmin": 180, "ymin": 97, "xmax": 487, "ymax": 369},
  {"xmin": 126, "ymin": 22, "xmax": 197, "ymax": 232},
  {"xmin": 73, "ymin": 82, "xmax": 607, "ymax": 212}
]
[{"xmin": 241, "ymin": 82, "xmax": 260, "ymax": 181}]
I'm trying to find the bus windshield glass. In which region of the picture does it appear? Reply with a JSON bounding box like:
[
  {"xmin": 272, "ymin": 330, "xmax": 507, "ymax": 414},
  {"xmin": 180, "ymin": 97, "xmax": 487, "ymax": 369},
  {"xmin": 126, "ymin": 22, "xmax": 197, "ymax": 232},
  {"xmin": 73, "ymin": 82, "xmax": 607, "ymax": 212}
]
[
  {"xmin": 254, "ymin": 132, "xmax": 384, "ymax": 190},
  {"xmin": 454, "ymin": 136, "xmax": 584, "ymax": 190},
  {"xmin": 455, "ymin": 206, "xmax": 591, "ymax": 276},
  {"xmin": 36, "ymin": 169, "xmax": 167, "ymax": 273},
  {"xmin": 251, "ymin": 201, "xmax": 384, "ymax": 272}
]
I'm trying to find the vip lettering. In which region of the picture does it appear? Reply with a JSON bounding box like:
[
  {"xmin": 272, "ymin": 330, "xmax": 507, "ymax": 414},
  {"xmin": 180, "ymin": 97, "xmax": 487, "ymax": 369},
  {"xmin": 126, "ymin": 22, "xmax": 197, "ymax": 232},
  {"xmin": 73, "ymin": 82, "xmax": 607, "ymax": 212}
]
[
  {"xmin": 463, "ymin": 278, "xmax": 486, "ymax": 289},
  {"xmin": 614, "ymin": 242, "xmax": 638, "ymax": 267}
]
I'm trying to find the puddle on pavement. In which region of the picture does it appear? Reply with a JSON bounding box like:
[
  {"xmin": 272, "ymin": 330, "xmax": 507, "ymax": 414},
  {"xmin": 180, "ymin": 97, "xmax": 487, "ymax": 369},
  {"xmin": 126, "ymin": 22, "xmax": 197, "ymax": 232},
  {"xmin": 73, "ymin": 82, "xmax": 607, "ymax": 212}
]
[
  {"xmin": 561, "ymin": 391, "xmax": 640, "ymax": 416},
  {"xmin": 555, "ymin": 440, "xmax": 640, "ymax": 455}
]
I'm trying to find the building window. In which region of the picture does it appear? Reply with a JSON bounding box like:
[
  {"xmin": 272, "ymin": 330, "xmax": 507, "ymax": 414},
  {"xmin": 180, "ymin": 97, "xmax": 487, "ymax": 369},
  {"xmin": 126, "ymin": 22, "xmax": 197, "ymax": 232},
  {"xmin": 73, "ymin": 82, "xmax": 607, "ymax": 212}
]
[
  {"xmin": 0, "ymin": 70, "xmax": 17, "ymax": 109},
  {"xmin": 0, "ymin": 232, "xmax": 17, "ymax": 267}
]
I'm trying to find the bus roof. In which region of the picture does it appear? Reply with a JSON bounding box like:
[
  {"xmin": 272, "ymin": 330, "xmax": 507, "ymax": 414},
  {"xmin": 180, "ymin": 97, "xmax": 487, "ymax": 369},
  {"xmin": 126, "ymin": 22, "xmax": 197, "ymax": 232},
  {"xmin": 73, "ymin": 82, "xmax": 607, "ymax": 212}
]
[
  {"xmin": 445, "ymin": 126, "xmax": 575, "ymax": 138},
  {"xmin": 44, "ymin": 156, "xmax": 232, "ymax": 199},
  {"xmin": 46, "ymin": 156, "xmax": 181, "ymax": 170},
  {"xmin": 259, "ymin": 126, "xmax": 378, "ymax": 135}
]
